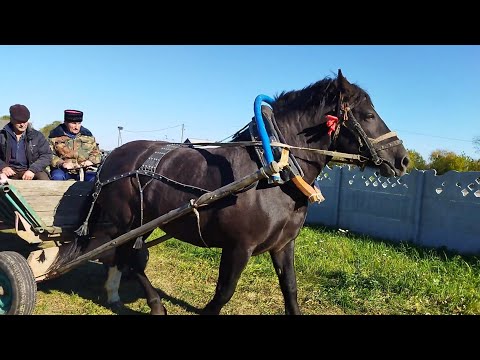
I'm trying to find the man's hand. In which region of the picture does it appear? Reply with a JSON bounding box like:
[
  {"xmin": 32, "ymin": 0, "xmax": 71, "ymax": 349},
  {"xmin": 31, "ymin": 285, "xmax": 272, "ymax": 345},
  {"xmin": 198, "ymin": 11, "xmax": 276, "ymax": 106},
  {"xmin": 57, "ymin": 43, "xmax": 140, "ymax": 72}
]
[
  {"xmin": 62, "ymin": 161, "xmax": 77, "ymax": 170},
  {"xmin": 1, "ymin": 167, "xmax": 16, "ymax": 177},
  {"xmin": 0, "ymin": 173, "xmax": 8, "ymax": 183},
  {"xmin": 80, "ymin": 160, "xmax": 94, "ymax": 167},
  {"xmin": 22, "ymin": 170, "xmax": 35, "ymax": 180}
]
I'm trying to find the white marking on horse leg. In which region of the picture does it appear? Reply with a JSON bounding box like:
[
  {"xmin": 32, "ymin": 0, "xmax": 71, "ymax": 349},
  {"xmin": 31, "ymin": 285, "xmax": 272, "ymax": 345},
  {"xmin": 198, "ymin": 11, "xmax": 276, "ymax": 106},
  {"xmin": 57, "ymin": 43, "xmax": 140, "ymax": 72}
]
[{"xmin": 104, "ymin": 266, "xmax": 122, "ymax": 304}]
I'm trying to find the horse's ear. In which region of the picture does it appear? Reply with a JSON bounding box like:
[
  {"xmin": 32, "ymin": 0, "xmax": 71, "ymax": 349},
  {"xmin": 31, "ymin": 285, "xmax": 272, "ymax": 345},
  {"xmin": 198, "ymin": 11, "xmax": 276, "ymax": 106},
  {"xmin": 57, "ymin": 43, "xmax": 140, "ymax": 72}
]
[{"xmin": 336, "ymin": 69, "xmax": 353, "ymax": 96}]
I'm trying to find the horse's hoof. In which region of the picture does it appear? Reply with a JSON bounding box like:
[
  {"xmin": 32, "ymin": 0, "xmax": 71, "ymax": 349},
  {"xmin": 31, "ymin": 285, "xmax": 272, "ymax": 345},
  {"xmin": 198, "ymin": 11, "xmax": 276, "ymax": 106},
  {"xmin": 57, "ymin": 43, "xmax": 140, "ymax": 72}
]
[
  {"xmin": 201, "ymin": 306, "xmax": 220, "ymax": 315},
  {"xmin": 150, "ymin": 304, "xmax": 167, "ymax": 315},
  {"xmin": 108, "ymin": 301, "xmax": 124, "ymax": 312}
]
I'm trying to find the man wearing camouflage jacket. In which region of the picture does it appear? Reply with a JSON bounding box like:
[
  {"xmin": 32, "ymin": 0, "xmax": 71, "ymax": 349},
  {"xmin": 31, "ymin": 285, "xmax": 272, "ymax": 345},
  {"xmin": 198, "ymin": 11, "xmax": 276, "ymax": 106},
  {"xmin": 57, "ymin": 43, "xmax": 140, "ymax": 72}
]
[{"xmin": 49, "ymin": 109, "xmax": 101, "ymax": 182}]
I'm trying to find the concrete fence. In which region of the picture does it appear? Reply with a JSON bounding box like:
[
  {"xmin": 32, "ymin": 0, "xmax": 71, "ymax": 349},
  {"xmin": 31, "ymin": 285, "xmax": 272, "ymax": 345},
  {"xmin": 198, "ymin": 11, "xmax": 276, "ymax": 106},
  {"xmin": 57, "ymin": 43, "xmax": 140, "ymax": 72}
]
[{"xmin": 305, "ymin": 166, "xmax": 480, "ymax": 255}]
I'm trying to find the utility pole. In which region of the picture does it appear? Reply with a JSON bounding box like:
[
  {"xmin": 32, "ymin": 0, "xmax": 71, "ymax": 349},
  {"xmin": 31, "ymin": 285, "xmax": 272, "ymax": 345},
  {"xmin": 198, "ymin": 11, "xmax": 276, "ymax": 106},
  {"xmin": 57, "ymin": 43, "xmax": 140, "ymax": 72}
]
[
  {"xmin": 180, "ymin": 124, "xmax": 185, "ymax": 143},
  {"xmin": 118, "ymin": 126, "xmax": 123, "ymax": 147}
]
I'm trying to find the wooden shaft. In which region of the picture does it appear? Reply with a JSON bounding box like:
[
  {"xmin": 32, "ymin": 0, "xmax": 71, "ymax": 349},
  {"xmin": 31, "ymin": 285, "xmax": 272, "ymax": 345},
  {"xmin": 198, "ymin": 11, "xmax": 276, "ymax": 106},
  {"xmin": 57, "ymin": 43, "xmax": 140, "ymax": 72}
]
[{"xmin": 291, "ymin": 175, "xmax": 325, "ymax": 203}]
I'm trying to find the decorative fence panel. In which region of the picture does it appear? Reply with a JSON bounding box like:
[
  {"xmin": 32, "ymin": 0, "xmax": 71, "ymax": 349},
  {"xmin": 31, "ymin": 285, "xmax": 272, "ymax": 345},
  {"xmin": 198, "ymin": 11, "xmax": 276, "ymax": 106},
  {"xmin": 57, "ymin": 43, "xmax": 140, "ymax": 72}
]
[{"xmin": 306, "ymin": 166, "xmax": 480, "ymax": 255}]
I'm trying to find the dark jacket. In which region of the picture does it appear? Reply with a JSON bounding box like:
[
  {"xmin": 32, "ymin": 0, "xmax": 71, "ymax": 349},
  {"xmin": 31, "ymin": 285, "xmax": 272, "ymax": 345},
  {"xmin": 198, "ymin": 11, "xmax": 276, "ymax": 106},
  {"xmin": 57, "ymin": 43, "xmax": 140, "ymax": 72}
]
[{"xmin": 0, "ymin": 123, "xmax": 53, "ymax": 174}]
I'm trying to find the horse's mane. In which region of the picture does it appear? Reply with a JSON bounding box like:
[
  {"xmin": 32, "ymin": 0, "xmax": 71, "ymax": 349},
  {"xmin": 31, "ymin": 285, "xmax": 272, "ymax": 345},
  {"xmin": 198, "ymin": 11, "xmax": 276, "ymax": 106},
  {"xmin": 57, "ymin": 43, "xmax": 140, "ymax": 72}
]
[
  {"xmin": 274, "ymin": 77, "xmax": 336, "ymax": 110},
  {"xmin": 273, "ymin": 76, "xmax": 372, "ymax": 115}
]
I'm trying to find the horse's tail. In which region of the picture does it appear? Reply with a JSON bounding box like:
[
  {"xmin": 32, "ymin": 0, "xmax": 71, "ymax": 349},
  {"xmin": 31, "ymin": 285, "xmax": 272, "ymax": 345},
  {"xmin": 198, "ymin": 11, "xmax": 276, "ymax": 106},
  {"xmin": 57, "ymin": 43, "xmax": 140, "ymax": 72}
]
[
  {"xmin": 46, "ymin": 199, "xmax": 102, "ymax": 273},
  {"xmin": 46, "ymin": 234, "xmax": 90, "ymax": 273}
]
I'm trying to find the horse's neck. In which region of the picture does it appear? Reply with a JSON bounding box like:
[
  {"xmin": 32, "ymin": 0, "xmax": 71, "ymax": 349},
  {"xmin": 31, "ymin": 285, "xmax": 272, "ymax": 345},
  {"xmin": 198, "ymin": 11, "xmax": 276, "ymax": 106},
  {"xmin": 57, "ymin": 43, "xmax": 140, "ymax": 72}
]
[{"xmin": 276, "ymin": 113, "xmax": 328, "ymax": 184}]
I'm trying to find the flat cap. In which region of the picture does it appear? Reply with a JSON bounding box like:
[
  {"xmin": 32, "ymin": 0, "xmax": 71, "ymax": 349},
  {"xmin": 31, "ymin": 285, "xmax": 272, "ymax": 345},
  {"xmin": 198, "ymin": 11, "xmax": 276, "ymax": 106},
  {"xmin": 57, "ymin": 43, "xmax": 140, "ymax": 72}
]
[{"xmin": 9, "ymin": 104, "xmax": 30, "ymax": 122}]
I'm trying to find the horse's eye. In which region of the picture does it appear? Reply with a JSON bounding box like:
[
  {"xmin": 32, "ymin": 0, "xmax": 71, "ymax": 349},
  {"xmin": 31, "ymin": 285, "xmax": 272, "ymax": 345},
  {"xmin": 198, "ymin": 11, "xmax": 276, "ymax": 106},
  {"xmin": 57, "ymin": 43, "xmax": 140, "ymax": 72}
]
[{"xmin": 365, "ymin": 113, "xmax": 375, "ymax": 120}]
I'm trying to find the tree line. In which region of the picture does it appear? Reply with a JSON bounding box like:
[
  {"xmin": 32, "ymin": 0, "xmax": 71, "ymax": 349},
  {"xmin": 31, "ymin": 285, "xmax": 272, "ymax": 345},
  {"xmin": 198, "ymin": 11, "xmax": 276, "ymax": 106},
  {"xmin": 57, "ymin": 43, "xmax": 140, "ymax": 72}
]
[{"xmin": 407, "ymin": 147, "xmax": 480, "ymax": 174}]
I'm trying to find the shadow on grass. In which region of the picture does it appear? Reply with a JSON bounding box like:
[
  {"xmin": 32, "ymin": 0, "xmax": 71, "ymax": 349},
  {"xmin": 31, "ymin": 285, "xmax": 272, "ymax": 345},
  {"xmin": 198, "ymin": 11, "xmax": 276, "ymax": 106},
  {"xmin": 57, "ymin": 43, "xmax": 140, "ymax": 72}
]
[
  {"xmin": 155, "ymin": 288, "xmax": 203, "ymax": 315},
  {"xmin": 1, "ymin": 231, "xmax": 202, "ymax": 315},
  {"xmin": 36, "ymin": 260, "xmax": 203, "ymax": 315}
]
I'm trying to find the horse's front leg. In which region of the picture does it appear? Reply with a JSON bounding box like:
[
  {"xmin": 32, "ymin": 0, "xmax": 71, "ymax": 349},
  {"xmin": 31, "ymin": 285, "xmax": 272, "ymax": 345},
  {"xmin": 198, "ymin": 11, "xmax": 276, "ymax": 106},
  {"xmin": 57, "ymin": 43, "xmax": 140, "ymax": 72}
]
[
  {"xmin": 202, "ymin": 245, "xmax": 253, "ymax": 315},
  {"xmin": 270, "ymin": 240, "xmax": 301, "ymax": 315},
  {"xmin": 134, "ymin": 268, "xmax": 167, "ymax": 315},
  {"xmin": 116, "ymin": 241, "xmax": 167, "ymax": 315}
]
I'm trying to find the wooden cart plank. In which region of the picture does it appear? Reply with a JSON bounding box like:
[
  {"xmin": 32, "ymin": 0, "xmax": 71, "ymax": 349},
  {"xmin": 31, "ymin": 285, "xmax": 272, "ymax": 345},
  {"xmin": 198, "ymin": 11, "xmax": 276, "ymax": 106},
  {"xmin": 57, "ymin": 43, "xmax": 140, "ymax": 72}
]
[
  {"xmin": 5, "ymin": 180, "xmax": 94, "ymax": 230},
  {"xmin": 7, "ymin": 180, "xmax": 93, "ymax": 196}
]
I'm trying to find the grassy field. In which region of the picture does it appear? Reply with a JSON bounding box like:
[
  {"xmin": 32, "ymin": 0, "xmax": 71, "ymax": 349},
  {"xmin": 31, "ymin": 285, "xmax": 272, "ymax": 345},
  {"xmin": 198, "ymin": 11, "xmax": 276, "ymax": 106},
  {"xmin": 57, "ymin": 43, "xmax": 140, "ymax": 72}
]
[{"xmin": 3, "ymin": 226, "xmax": 480, "ymax": 315}]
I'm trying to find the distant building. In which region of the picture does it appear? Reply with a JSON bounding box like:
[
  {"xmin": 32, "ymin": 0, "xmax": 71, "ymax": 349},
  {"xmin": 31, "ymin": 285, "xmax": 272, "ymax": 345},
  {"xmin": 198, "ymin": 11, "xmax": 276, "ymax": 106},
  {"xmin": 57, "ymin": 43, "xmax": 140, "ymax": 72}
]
[
  {"xmin": 183, "ymin": 138, "xmax": 218, "ymax": 149},
  {"xmin": 184, "ymin": 138, "xmax": 212, "ymax": 144}
]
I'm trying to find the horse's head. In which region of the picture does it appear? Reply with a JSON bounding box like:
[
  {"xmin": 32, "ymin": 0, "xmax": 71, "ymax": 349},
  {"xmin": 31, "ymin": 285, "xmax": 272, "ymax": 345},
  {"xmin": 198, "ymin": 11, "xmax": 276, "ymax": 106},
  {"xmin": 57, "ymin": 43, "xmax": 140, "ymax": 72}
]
[{"xmin": 331, "ymin": 70, "xmax": 409, "ymax": 177}]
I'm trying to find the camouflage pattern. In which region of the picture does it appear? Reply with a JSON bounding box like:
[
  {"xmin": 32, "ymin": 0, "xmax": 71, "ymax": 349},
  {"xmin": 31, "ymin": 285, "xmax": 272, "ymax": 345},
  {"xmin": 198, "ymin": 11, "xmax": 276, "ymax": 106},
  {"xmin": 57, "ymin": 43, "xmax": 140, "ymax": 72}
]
[{"xmin": 49, "ymin": 134, "xmax": 102, "ymax": 173}]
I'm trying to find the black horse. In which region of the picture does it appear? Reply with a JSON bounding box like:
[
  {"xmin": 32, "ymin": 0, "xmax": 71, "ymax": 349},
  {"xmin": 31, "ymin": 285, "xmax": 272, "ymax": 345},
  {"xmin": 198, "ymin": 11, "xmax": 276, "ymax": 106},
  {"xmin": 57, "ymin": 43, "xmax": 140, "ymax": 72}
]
[{"xmin": 52, "ymin": 70, "xmax": 409, "ymax": 315}]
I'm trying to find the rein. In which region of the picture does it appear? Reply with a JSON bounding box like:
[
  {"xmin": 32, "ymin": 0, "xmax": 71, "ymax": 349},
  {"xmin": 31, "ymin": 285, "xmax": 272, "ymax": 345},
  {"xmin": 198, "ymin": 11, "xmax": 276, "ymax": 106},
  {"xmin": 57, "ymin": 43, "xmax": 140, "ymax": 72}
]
[{"xmin": 128, "ymin": 140, "xmax": 369, "ymax": 162}]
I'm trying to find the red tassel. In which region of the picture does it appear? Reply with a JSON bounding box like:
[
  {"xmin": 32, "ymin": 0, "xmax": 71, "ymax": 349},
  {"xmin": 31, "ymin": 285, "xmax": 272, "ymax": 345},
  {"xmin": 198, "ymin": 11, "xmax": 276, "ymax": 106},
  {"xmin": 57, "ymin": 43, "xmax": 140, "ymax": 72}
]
[{"xmin": 326, "ymin": 115, "xmax": 339, "ymax": 136}]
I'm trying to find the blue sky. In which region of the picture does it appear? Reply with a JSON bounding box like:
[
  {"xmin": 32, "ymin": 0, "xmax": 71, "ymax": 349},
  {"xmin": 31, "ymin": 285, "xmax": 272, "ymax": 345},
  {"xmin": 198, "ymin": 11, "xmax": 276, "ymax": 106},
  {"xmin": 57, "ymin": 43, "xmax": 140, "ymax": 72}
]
[{"xmin": 1, "ymin": 45, "xmax": 478, "ymax": 160}]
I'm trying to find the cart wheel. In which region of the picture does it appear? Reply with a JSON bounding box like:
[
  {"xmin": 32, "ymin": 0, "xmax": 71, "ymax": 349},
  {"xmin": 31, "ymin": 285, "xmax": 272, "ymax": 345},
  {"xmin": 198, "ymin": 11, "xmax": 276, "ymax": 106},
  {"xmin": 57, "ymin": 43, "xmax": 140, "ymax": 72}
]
[{"xmin": 0, "ymin": 251, "xmax": 37, "ymax": 315}]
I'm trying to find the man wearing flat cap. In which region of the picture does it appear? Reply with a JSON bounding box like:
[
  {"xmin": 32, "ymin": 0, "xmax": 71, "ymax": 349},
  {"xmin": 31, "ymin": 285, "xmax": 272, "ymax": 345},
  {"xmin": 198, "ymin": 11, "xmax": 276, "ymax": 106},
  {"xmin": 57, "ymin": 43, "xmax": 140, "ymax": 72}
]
[
  {"xmin": 0, "ymin": 104, "xmax": 52, "ymax": 180},
  {"xmin": 48, "ymin": 109, "xmax": 102, "ymax": 182}
]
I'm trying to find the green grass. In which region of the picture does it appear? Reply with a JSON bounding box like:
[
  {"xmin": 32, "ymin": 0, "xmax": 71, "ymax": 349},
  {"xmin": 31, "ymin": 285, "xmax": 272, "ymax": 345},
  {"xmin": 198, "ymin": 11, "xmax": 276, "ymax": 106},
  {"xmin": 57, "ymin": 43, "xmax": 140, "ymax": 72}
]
[{"xmin": 15, "ymin": 226, "xmax": 480, "ymax": 314}]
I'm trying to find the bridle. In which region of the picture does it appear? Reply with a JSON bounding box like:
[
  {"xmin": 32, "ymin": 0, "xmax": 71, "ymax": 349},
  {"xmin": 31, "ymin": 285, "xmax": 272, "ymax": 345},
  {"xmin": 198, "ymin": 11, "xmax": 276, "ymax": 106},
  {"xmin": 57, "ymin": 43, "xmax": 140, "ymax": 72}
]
[{"xmin": 331, "ymin": 93, "xmax": 403, "ymax": 169}]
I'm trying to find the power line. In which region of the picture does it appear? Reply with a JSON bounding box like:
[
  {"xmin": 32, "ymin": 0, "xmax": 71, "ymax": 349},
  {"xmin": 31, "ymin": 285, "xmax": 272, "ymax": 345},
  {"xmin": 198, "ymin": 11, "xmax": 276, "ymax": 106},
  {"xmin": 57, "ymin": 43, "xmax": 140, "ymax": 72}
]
[
  {"xmin": 395, "ymin": 129, "xmax": 474, "ymax": 143},
  {"xmin": 122, "ymin": 124, "xmax": 183, "ymax": 133}
]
